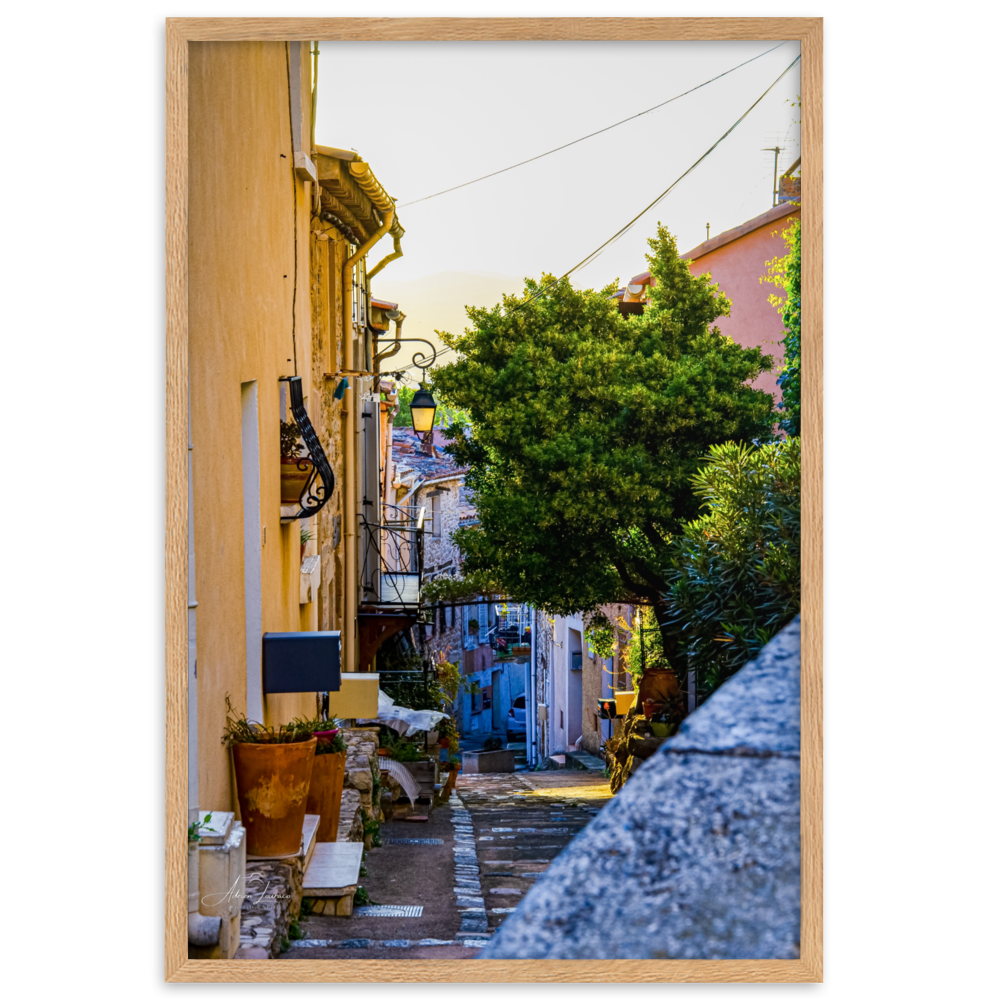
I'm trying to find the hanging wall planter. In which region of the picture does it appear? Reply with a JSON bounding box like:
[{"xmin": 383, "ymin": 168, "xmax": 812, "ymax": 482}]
[
  {"xmin": 281, "ymin": 455, "xmax": 315, "ymax": 504},
  {"xmin": 278, "ymin": 376, "xmax": 335, "ymax": 519}
]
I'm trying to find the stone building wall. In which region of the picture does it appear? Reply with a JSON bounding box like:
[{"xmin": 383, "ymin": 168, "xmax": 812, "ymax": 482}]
[{"xmin": 417, "ymin": 476, "xmax": 463, "ymax": 580}]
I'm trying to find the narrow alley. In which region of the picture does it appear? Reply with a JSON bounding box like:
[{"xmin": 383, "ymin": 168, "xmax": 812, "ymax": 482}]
[{"xmin": 281, "ymin": 771, "xmax": 611, "ymax": 960}]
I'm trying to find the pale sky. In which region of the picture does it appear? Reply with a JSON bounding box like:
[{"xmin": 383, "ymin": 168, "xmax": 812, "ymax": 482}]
[{"xmin": 314, "ymin": 40, "xmax": 801, "ymax": 373}]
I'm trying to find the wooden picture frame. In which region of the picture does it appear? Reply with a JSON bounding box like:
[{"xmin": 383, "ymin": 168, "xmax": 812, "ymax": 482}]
[{"xmin": 166, "ymin": 16, "xmax": 822, "ymax": 983}]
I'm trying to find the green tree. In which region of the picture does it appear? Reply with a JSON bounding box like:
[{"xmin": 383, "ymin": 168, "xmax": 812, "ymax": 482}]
[
  {"xmin": 432, "ymin": 223, "xmax": 776, "ymax": 659},
  {"xmin": 761, "ymin": 218, "xmax": 801, "ymax": 436},
  {"xmin": 660, "ymin": 437, "xmax": 800, "ymax": 698},
  {"xmin": 391, "ymin": 384, "xmax": 417, "ymax": 428}
]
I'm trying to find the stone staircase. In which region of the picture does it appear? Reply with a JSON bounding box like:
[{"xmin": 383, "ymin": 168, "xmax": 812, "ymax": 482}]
[{"xmin": 564, "ymin": 749, "xmax": 606, "ymax": 774}]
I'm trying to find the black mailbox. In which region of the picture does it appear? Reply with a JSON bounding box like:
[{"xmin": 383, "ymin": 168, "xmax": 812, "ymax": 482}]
[{"xmin": 262, "ymin": 631, "xmax": 341, "ymax": 695}]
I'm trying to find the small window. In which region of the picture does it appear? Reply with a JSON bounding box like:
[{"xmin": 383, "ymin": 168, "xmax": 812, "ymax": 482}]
[
  {"xmin": 431, "ymin": 494, "xmax": 441, "ymax": 536},
  {"xmin": 513, "ymin": 695, "xmax": 525, "ymax": 709}
]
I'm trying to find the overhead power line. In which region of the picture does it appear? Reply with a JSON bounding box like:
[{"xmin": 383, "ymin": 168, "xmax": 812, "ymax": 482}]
[
  {"xmin": 520, "ymin": 54, "xmax": 802, "ymax": 301},
  {"xmin": 398, "ymin": 42, "xmax": 788, "ymax": 208},
  {"xmin": 395, "ymin": 53, "xmax": 801, "ymax": 374}
]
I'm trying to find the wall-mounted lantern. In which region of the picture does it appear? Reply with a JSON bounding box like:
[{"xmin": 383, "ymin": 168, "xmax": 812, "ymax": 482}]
[{"xmin": 409, "ymin": 382, "xmax": 437, "ymax": 436}]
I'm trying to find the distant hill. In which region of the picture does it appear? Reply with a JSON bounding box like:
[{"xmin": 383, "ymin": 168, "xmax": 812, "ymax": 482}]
[{"xmin": 370, "ymin": 270, "xmax": 524, "ymax": 374}]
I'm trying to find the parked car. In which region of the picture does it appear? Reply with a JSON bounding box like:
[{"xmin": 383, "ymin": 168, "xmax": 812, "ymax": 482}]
[{"xmin": 506, "ymin": 695, "xmax": 527, "ymax": 741}]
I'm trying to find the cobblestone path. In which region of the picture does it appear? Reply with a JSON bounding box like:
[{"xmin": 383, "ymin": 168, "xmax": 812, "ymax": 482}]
[{"xmin": 282, "ymin": 771, "xmax": 611, "ymax": 960}]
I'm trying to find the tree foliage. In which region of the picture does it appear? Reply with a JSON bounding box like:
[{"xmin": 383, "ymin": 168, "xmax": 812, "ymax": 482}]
[
  {"xmin": 659, "ymin": 437, "xmax": 800, "ymax": 697},
  {"xmin": 432, "ymin": 223, "xmax": 776, "ymax": 629},
  {"xmin": 761, "ymin": 218, "xmax": 801, "ymax": 436},
  {"xmin": 420, "ymin": 569, "xmax": 500, "ymax": 607}
]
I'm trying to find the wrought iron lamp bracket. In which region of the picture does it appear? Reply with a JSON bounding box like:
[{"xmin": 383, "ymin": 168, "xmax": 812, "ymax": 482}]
[
  {"xmin": 374, "ymin": 335, "xmax": 438, "ymax": 370},
  {"xmin": 279, "ymin": 375, "xmax": 335, "ymax": 520}
]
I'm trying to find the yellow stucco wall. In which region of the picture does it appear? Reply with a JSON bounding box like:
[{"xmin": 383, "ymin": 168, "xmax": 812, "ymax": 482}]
[{"xmin": 189, "ymin": 40, "xmax": 319, "ymax": 813}]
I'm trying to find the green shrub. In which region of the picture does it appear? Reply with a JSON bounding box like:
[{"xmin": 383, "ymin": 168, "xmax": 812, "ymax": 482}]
[{"xmin": 660, "ymin": 437, "xmax": 800, "ymax": 698}]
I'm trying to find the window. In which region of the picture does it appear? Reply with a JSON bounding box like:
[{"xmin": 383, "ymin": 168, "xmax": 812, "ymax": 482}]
[
  {"xmin": 482, "ymin": 685, "xmax": 492, "ymax": 710},
  {"xmin": 446, "ymin": 605, "xmax": 453, "ymax": 628},
  {"xmin": 430, "ymin": 493, "xmax": 441, "ymax": 536}
]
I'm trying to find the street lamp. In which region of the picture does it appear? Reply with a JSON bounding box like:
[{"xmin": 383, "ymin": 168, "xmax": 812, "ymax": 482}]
[{"xmin": 409, "ymin": 382, "xmax": 437, "ymax": 436}]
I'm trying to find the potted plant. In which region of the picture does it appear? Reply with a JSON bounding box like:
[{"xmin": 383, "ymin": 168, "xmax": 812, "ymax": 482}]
[
  {"xmin": 280, "ymin": 420, "xmax": 313, "ymax": 505},
  {"xmin": 300, "ymin": 718, "xmax": 347, "ymax": 843},
  {"xmin": 299, "ymin": 526, "xmax": 314, "ymax": 563},
  {"xmin": 435, "ymin": 714, "xmax": 459, "ymax": 751},
  {"xmin": 222, "ymin": 698, "xmax": 317, "ymax": 857},
  {"xmin": 649, "ymin": 720, "xmax": 678, "ymax": 738},
  {"xmin": 391, "ymin": 738, "xmax": 438, "ymax": 799}
]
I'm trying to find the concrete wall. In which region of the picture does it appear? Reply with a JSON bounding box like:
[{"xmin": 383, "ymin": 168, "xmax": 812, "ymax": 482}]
[
  {"xmin": 189, "ymin": 41, "xmax": 322, "ymax": 812},
  {"xmin": 684, "ymin": 209, "xmax": 800, "ymax": 402}
]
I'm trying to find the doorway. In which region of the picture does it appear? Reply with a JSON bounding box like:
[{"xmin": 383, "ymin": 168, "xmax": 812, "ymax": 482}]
[
  {"xmin": 567, "ymin": 627, "xmax": 583, "ymax": 746},
  {"xmin": 491, "ymin": 669, "xmax": 502, "ymax": 731}
]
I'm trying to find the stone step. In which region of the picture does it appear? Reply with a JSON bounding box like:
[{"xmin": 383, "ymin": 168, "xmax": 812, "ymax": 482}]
[
  {"xmin": 302, "ymin": 841, "xmax": 364, "ymax": 917},
  {"xmin": 564, "ymin": 750, "xmax": 606, "ymax": 774}
]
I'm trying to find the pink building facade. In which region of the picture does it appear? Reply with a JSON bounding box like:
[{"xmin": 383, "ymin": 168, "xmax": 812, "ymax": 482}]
[{"xmin": 616, "ymin": 201, "xmax": 799, "ymax": 404}]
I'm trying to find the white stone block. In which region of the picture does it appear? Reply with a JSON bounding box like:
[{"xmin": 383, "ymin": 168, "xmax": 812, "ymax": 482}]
[
  {"xmin": 198, "ymin": 821, "xmax": 246, "ymax": 959},
  {"xmin": 300, "ymin": 554, "xmax": 321, "ymax": 604}
]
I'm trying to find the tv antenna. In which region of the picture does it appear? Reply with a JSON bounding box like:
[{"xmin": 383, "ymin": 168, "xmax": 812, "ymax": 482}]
[{"xmin": 762, "ymin": 146, "xmax": 784, "ymax": 206}]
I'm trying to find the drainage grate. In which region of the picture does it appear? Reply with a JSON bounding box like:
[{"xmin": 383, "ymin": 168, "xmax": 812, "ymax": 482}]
[
  {"xmin": 385, "ymin": 838, "xmax": 444, "ymax": 845},
  {"xmin": 353, "ymin": 905, "xmax": 424, "ymax": 917}
]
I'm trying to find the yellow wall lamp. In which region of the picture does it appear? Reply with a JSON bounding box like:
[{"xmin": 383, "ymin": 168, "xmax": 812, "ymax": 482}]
[{"xmin": 409, "ymin": 382, "xmax": 438, "ymax": 437}]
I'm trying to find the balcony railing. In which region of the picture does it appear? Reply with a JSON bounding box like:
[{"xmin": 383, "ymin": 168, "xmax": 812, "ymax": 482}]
[{"xmin": 359, "ymin": 503, "xmax": 425, "ymax": 608}]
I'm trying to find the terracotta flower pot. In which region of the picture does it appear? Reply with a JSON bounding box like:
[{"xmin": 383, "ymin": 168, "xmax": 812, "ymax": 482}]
[
  {"xmin": 281, "ymin": 456, "xmax": 314, "ymax": 504},
  {"xmin": 305, "ymin": 750, "xmax": 347, "ymax": 842},
  {"xmin": 637, "ymin": 668, "xmax": 681, "ymax": 706},
  {"xmin": 232, "ymin": 738, "xmax": 317, "ymax": 856}
]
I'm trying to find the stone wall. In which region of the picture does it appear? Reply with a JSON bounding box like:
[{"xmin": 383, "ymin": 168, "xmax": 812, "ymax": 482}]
[
  {"xmin": 418, "ymin": 477, "xmax": 463, "ymax": 580},
  {"xmin": 482, "ymin": 617, "xmax": 802, "ymax": 961},
  {"xmin": 239, "ymin": 859, "xmax": 300, "ymax": 958},
  {"xmin": 343, "ymin": 728, "xmax": 380, "ymax": 844}
]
